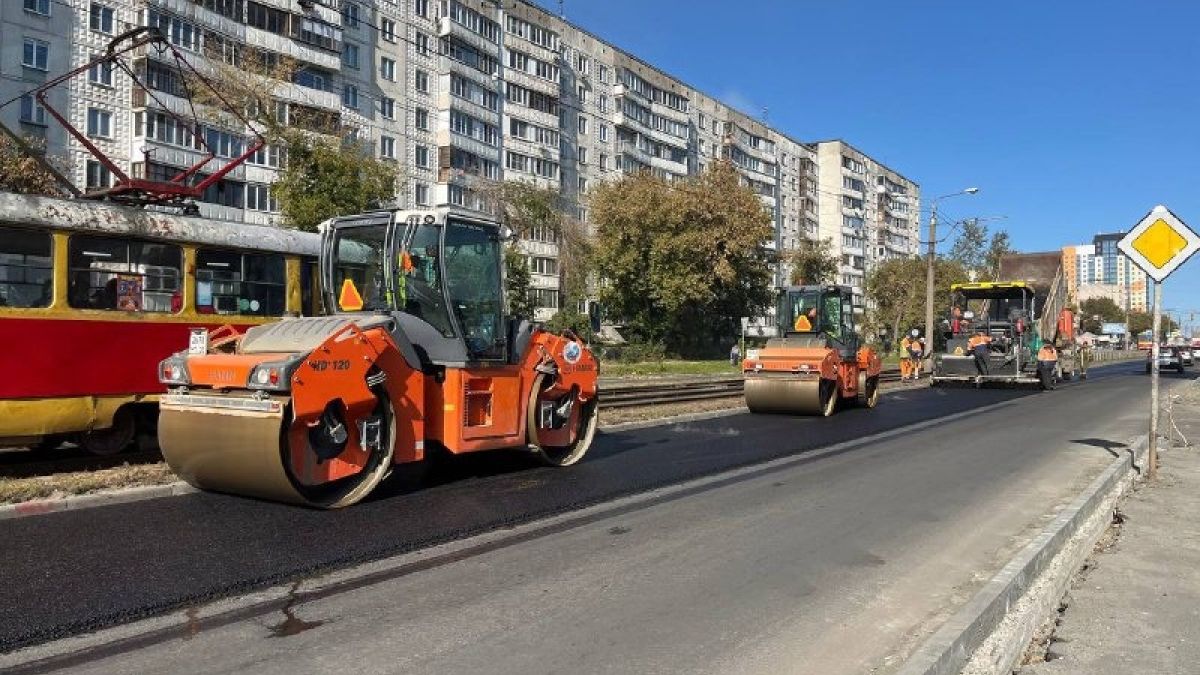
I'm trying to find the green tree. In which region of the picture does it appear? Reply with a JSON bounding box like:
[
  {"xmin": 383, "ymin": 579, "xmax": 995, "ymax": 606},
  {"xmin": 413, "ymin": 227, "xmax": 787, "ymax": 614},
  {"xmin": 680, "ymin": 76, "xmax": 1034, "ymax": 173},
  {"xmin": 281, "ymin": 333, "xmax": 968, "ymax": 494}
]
[
  {"xmin": 787, "ymin": 238, "xmax": 838, "ymax": 286},
  {"xmin": 0, "ymin": 133, "xmax": 68, "ymax": 196},
  {"xmin": 1079, "ymin": 296, "xmax": 1124, "ymax": 333},
  {"xmin": 186, "ymin": 51, "xmax": 397, "ymax": 230},
  {"xmin": 588, "ymin": 161, "xmax": 773, "ymax": 354},
  {"xmin": 271, "ymin": 135, "xmax": 397, "ymax": 231},
  {"xmin": 949, "ymin": 219, "xmax": 1014, "ymax": 281},
  {"xmin": 504, "ymin": 247, "xmax": 536, "ymax": 319},
  {"xmin": 865, "ymin": 257, "xmax": 969, "ymax": 351}
]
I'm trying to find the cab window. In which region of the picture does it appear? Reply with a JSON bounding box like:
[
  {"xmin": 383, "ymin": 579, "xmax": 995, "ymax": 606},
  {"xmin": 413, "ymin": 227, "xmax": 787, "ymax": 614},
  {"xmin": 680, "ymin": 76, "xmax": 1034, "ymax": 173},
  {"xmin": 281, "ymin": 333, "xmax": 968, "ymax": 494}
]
[
  {"xmin": 0, "ymin": 226, "xmax": 53, "ymax": 308},
  {"xmin": 443, "ymin": 220, "xmax": 503, "ymax": 359},
  {"xmin": 397, "ymin": 223, "xmax": 455, "ymax": 337},
  {"xmin": 68, "ymin": 235, "xmax": 181, "ymax": 312},
  {"xmin": 195, "ymin": 249, "xmax": 286, "ymax": 316}
]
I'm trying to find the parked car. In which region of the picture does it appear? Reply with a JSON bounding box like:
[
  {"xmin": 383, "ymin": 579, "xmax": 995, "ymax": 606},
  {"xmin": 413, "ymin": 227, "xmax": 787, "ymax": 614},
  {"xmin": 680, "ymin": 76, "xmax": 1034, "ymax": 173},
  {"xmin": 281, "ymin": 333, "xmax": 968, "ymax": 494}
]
[{"xmin": 1147, "ymin": 346, "xmax": 1185, "ymax": 374}]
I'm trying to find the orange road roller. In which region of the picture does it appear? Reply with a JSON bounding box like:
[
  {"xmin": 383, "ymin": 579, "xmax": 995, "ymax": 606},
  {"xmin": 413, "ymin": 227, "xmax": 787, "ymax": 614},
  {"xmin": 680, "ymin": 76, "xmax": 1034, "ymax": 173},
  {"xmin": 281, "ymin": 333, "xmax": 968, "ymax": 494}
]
[
  {"xmin": 742, "ymin": 285, "xmax": 882, "ymax": 416},
  {"xmin": 156, "ymin": 208, "xmax": 599, "ymax": 508}
]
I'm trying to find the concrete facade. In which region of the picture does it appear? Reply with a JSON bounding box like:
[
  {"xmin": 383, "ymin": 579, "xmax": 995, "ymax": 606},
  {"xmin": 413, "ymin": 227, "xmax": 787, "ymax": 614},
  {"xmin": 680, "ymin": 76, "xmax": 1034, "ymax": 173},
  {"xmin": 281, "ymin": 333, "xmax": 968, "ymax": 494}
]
[
  {"xmin": 1063, "ymin": 235, "xmax": 1150, "ymax": 313},
  {"xmin": 2, "ymin": 0, "xmax": 921, "ymax": 321}
]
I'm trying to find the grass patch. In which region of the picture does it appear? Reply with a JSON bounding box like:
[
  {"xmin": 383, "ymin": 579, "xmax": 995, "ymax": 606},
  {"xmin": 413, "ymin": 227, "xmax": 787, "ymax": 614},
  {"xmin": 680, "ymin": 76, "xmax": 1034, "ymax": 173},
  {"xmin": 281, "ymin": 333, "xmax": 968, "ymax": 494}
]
[
  {"xmin": 0, "ymin": 463, "xmax": 176, "ymax": 505},
  {"xmin": 601, "ymin": 359, "xmax": 741, "ymax": 378}
]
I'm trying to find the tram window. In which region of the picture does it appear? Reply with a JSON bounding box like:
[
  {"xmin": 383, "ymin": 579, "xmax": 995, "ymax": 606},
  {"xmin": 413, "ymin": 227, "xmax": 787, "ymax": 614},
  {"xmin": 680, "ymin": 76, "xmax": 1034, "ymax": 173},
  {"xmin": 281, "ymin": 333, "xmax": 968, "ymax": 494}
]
[
  {"xmin": 67, "ymin": 235, "xmax": 181, "ymax": 312},
  {"xmin": 195, "ymin": 249, "xmax": 286, "ymax": 316},
  {"xmin": 0, "ymin": 226, "xmax": 53, "ymax": 308}
]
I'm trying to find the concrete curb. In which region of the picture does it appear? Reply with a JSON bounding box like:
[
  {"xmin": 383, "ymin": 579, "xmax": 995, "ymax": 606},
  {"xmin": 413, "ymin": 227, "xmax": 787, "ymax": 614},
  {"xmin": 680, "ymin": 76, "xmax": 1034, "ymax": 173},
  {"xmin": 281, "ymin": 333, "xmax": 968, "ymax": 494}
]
[
  {"xmin": 896, "ymin": 434, "xmax": 1149, "ymax": 675},
  {"xmin": 0, "ymin": 482, "xmax": 196, "ymax": 522}
]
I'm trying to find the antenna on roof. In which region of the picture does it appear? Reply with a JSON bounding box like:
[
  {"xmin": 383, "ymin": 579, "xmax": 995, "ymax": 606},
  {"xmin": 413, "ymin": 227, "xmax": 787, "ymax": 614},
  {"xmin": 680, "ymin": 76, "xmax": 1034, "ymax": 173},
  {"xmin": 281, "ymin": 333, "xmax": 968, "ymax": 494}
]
[
  {"xmin": 559, "ymin": 0, "xmax": 565, "ymax": 18},
  {"xmin": 762, "ymin": 107, "xmax": 769, "ymax": 122}
]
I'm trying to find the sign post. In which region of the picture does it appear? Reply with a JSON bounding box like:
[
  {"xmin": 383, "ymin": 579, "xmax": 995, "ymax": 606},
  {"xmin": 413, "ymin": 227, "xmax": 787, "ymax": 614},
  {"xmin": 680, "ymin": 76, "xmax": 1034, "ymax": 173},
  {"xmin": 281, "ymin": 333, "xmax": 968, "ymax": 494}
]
[
  {"xmin": 740, "ymin": 316, "xmax": 750, "ymax": 368},
  {"xmin": 1117, "ymin": 205, "xmax": 1200, "ymax": 479}
]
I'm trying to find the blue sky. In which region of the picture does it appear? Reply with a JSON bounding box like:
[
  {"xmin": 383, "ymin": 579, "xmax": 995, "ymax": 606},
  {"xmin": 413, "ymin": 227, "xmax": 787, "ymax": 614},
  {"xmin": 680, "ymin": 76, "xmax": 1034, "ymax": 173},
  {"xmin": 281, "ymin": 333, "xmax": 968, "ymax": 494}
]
[{"xmin": 542, "ymin": 0, "xmax": 1200, "ymax": 312}]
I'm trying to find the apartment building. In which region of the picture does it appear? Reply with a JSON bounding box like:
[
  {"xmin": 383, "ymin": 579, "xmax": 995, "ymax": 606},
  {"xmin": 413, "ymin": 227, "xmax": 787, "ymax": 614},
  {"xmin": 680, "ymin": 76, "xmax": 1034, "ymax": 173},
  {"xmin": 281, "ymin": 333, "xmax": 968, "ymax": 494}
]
[
  {"xmin": 2, "ymin": 0, "xmax": 921, "ymax": 322},
  {"xmin": 1063, "ymin": 233, "xmax": 1151, "ymax": 313},
  {"xmin": 814, "ymin": 140, "xmax": 920, "ymax": 306}
]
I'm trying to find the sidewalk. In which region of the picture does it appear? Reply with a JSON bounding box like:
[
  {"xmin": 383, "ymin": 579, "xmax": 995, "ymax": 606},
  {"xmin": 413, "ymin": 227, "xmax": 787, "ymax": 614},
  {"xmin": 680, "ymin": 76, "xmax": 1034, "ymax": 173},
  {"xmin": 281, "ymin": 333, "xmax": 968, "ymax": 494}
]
[{"xmin": 1022, "ymin": 379, "xmax": 1200, "ymax": 675}]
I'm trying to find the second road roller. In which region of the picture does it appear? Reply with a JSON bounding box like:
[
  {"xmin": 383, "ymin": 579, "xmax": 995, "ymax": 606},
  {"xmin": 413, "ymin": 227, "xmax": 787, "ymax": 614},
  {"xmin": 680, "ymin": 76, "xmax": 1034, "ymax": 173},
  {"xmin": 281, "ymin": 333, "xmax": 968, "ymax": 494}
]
[
  {"xmin": 742, "ymin": 285, "xmax": 882, "ymax": 416},
  {"xmin": 156, "ymin": 208, "xmax": 599, "ymax": 508}
]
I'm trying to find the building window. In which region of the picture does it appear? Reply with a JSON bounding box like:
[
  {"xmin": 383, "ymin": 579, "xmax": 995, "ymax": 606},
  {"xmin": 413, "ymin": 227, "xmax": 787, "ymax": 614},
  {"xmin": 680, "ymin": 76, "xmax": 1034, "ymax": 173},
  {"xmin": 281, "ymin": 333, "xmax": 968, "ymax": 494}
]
[
  {"xmin": 380, "ymin": 97, "xmax": 395, "ymax": 120},
  {"xmin": 342, "ymin": 84, "xmax": 359, "ymax": 109},
  {"xmin": 89, "ymin": 3, "xmax": 114, "ymax": 33},
  {"xmin": 342, "ymin": 2, "xmax": 360, "ymax": 28},
  {"xmin": 415, "ymin": 144, "xmax": 429, "ymax": 168},
  {"xmin": 598, "ymin": 96, "xmax": 609, "ymax": 113},
  {"xmin": 577, "ymin": 85, "xmax": 587, "ymax": 104},
  {"xmin": 416, "ymin": 32, "xmax": 430, "ymax": 56},
  {"xmin": 578, "ymin": 147, "xmax": 588, "ymax": 164},
  {"xmin": 85, "ymin": 161, "xmax": 111, "ymax": 189},
  {"xmin": 342, "ymin": 43, "xmax": 360, "ymax": 69},
  {"xmin": 415, "ymin": 69, "xmax": 429, "ymax": 93},
  {"xmin": 598, "ymin": 124, "xmax": 608, "ymax": 142},
  {"xmin": 577, "ymin": 176, "xmax": 588, "ymax": 193},
  {"xmin": 19, "ymin": 95, "xmax": 46, "ymax": 125},
  {"xmin": 22, "ymin": 38, "xmax": 49, "ymax": 71},
  {"xmin": 380, "ymin": 135, "xmax": 395, "ymax": 159},
  {"xmin": 597, "ymin": 64, "xmax": 609, "ymax": 83},
  {"xmin": 599, "ymin": 153, "xmax": 608, "ymax": 171},
  {"xmin": 246, "ymin": 183, "xmax": 279, "ymax": 212},
  {"xmin": 415, "ymin": 107, "xmax": 429, "ymax": 130},
  {"xmin": 381, "ymin": 18, "xmax": 396, "ymax": 42},
  {"xmin": 24, "ymin": 0, "xmax": 50, "ymax": 15},
  {"xmin": 88, "ymin": 57, "xmax": 114, "ymax": 86},
  {"xmin": 577, "ymin": 115, "xmax": 588, "ymax": 135},
  {"xmin": 380, "ymin": 57, "xmax": 396, "ymax": 81},
  {"xmin": 414, "ymin": 0, "xmax": 429, "ymax": 17},
  {"xmin": 414, "ymin": 182, "xmax": 429, "ymax": 206},
  {"xmin": 86, "ymin": 108, "xmax": 112, "ymax": 138}
]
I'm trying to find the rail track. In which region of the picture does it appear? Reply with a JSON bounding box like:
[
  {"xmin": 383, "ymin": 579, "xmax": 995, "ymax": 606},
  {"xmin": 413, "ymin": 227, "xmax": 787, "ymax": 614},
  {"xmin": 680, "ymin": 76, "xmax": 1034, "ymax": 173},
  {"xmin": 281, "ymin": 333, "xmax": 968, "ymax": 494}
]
[{"xmin": 603, "ymin": 368, "xmax": 909, "ymax": 409}]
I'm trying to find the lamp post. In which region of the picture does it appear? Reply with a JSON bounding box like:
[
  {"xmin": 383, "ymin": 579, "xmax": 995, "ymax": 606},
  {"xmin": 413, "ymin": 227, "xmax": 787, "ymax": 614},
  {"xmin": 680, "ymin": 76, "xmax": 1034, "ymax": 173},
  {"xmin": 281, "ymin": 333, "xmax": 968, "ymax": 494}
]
[{"xmin": 923, "ymin": 188, "xmax": 979, "ymax": 364}]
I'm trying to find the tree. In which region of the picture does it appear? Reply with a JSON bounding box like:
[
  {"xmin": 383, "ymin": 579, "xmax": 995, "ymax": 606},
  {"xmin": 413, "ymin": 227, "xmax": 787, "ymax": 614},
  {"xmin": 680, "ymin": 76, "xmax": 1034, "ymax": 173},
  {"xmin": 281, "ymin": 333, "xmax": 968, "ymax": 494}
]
[
  {"xmin": 504, "ymin": 247, "xmax": 535, "ymax": 319},
  {"xmin": 1079, "ymin": 297, "xmax": 1124, "ymax": 334},
  {"xmin": 270, "ymin": 137, "xmax": 397, "ymax": 231},
  {"xmin": 1129, "ymin": 310, "xmax": 1179, "ymax": 341},
  {"xmin": 588, "ymin": 161, "xmax": 773, "ymax": 354},
  {"xmin": 186, "ymin": 51, "xmax": 397, "ymax": 230},
  {"xmin": 0, "ymin": 133, "xmax": 68, "ymax": 196},
  {"xmin": 865, "ymin": 257, "xmax": 969, "ymax": 351},
  {"xmin": 948, "ymin": 219, "xmax": 1014, "ymax": 281},
  {"xmin": 787, "ymin": 238, "xmax": 838, "ymax": 286}
]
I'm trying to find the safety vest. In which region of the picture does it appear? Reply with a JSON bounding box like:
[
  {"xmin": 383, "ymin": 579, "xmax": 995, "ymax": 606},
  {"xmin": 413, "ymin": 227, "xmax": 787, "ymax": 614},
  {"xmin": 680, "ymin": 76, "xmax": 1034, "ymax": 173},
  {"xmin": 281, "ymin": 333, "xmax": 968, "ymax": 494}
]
[
  {"xmin": 967, "ymin": 335, "xmax": 991, "ymax": 350},
  {"xmin": 1038, "ymin": 344, "xmax": 1058, "ymax": 362},
  {"xmin": 900, "ymin": 337, "xmax": 913, "ymax": 356}
]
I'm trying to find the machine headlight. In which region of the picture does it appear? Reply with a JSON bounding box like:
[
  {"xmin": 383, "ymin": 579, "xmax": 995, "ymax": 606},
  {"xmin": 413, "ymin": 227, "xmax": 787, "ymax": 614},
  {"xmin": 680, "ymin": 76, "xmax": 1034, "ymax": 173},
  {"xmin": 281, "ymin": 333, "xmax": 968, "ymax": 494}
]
[
  {"xmin": 247, "ymin": 356, "xmax": 302, "ymax": 392},
  {"xmin": 158, "ymin": 355, "xmax": 191, "ymax": 385}
]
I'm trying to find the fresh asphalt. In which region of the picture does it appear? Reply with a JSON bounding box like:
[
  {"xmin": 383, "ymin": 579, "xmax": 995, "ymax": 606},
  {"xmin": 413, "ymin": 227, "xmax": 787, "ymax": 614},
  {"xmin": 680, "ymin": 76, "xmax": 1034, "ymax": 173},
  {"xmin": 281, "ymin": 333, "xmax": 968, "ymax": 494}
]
[{"xmin": 0, "ymin": 363, "xmax": 1161, "ymax": 672}]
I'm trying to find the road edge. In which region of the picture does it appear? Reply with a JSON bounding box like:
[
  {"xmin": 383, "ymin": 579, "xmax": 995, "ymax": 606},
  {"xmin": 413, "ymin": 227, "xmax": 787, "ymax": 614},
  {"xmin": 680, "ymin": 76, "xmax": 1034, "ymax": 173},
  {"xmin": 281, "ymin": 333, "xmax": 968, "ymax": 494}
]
[
  {"xmin": 895, "ymin": 434, "xmax": 1149, "ymax": 675},
  {"xmin": 0, "ymin": 482, "xmax": 197, "ymax": 521}
]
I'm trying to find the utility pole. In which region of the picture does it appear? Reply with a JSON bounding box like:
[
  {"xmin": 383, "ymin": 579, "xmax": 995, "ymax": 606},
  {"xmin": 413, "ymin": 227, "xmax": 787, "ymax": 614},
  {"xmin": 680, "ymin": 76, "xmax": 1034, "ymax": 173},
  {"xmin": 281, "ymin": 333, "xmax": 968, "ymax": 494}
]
[{"xmin": 923, "ymin": 188, "xmax": 979, "ymax": 365}]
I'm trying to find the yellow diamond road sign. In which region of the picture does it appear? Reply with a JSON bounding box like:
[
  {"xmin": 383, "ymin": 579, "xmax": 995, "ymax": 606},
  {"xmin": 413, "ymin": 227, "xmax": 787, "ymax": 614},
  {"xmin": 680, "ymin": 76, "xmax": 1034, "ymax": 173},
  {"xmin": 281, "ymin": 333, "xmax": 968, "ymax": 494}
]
[{"xmin": 1117, "ymin": 205, "xmax": 1200, "ymax": 282}]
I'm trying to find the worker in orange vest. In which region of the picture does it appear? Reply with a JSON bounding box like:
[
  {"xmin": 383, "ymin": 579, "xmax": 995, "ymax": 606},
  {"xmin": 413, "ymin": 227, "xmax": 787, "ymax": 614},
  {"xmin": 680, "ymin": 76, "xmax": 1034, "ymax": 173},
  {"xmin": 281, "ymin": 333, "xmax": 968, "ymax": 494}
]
[
  {"xmin": 968, "ymin": 329, "xmax": 992, "ymax": 376},
  {"xmin": 899, "ymin": 329, "xmax": 921, "ymax": 380}
]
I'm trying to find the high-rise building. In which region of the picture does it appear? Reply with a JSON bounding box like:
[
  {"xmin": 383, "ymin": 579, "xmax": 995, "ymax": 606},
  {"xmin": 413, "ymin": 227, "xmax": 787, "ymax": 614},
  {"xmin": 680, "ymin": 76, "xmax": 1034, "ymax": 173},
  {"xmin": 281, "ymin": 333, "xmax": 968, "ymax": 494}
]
[
  {"xmin": 1, "ymin": 0, "xmax": 921, "ymax": 321},
  {"xmin": 1063, "ymin": 233, "xmax": 1151, "ymax": 314},
  {"xmin": 813, "ymin": 140, "xmax": 920, "ymax": 307}
]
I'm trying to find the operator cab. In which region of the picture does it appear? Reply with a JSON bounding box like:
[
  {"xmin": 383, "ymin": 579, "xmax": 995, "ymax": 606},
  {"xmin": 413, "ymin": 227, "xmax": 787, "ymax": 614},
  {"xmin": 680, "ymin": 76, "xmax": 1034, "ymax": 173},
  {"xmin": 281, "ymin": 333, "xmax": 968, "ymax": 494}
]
[
  {"xmin": 321, "ymin": 208, "xmax": 513, "ymax": 367},
  {"xmin": 944, "ymin": 282, "xmax": 1036, "ymax": 358},
  {"xmin": 777, "ymin": 285, "xmax": 859, "ymax": 356}
]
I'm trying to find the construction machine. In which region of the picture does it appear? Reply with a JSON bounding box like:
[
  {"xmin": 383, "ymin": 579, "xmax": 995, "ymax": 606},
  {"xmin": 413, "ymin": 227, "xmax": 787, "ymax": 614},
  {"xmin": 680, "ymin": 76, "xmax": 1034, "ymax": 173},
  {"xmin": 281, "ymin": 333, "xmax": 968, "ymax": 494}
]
[
  {"xmin": 156, "ymin": 208, "xmax": 599, "ymax": 508},
  {"xmin": 742, "ymin": 285, "xmax": 882, "ymax": 416},
  {"xmin": 931, "ymin": 253, "xmax": 1077, "ymax": 389}
]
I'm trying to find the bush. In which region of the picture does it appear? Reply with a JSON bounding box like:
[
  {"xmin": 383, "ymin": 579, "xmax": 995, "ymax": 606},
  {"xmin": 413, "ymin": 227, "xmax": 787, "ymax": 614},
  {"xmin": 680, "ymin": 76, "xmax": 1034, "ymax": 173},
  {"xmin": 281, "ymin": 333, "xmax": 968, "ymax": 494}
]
[
  {"xmin": 597, "ymin": 341, "xmax": 667, "ymax": 363},
  {"xmin": 543, "ymin": 309, "xmax": 595, "ymax": 344}
]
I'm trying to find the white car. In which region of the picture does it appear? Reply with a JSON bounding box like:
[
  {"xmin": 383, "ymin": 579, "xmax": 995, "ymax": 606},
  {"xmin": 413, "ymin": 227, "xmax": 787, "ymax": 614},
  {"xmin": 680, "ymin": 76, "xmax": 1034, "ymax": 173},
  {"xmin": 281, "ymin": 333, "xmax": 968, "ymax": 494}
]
[{"xmin": 1180, "ymin": 348, "xmax": 1194, "ymax": 367}]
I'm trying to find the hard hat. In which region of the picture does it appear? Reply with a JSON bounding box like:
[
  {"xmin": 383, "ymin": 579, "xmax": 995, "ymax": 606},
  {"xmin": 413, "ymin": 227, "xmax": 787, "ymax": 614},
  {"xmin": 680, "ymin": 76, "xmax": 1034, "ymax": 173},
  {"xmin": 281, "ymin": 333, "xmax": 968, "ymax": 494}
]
[{"xmin": 911, "ymin": 329, "xmax": 919, "ymax": 337}]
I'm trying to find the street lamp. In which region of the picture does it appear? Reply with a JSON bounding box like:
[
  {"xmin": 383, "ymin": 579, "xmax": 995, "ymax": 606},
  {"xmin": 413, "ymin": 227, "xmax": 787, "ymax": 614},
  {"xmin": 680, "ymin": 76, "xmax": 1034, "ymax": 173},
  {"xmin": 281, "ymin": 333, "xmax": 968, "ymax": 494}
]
[{"xmin": 923, "ymin": 187, "xmax": 979, "ymax": 362}]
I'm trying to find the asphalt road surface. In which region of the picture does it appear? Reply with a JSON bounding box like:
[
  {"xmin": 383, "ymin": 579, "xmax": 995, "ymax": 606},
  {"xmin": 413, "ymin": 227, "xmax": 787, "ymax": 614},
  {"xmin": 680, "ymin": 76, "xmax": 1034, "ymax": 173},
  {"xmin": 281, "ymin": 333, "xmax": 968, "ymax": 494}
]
[{"xmin": 0, "ymin": 363, "xmax": 1167, "ymax": 674}]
